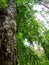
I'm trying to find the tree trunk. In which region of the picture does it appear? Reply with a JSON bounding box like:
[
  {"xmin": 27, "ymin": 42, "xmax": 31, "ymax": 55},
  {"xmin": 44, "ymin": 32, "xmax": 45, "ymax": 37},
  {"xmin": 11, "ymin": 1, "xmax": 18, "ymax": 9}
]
[{"xmin": 0, "ymin": 0, "xmax": 17, "ymax": 65}]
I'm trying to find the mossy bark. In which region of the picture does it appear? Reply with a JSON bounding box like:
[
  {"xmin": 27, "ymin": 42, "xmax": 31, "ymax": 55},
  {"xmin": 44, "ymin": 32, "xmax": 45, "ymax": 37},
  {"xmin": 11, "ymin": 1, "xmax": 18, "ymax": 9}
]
[{"xmin": 0, "ymin": 0, "xmax": 17, "ymax": 65}]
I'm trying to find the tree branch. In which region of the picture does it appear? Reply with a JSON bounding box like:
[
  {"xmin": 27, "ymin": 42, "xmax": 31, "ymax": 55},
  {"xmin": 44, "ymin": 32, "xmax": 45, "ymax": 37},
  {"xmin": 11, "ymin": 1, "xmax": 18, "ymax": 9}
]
[{"xmin": 40, "ymin": 2, "xmax": 49, "ymax": 9}]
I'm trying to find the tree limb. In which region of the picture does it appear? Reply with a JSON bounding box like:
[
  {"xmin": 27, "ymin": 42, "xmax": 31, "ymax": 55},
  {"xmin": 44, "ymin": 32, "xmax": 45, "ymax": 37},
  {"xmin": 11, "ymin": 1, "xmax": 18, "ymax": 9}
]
[{"xmin": 40, "ymin": 2, "xmax": 49, "ymax": 9}]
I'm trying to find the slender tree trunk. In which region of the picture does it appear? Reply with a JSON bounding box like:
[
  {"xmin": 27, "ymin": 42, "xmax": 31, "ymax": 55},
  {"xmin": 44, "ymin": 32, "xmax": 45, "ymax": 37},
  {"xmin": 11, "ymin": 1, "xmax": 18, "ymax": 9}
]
[{"xmin": 0, "ymin": 0, "xmax": 17, "ymax": 65}]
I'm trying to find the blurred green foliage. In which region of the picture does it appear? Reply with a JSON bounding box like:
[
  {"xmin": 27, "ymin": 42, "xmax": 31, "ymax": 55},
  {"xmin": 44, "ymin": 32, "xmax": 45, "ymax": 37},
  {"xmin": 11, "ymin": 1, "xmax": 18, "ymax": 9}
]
[
  {"xmin": 16, "ymin": 0, "xmax": 49, "ymax": 65},
  {"xmin": 0, "ymin": 0, "xmax": 7, "ymax": 9}
]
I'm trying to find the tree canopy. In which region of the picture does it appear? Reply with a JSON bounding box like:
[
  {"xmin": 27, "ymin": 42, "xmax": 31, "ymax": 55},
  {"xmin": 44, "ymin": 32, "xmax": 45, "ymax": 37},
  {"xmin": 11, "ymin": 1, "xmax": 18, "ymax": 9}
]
[{"xmin": 16, "ymin": 0, "xmax": 49, "ymax": 65}]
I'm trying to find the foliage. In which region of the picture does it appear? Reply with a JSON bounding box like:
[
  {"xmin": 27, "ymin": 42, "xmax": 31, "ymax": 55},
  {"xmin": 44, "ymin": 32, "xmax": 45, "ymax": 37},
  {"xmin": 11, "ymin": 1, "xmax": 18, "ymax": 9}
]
[
  {"xmin": 17, "ymin": 3, "xmax": 39, "ymax": 43},
  {"xmin": 16, "ymin": 0, "xmax": 32, "ymax": 4},
  {"xmin": 16, "ymin": 32, "xmax": 40, "ymax": 65},
  {"xmin": 0, "ymin": 0, "xmax": 7, "ymax": 9},
  {"xmin": 16, "ymin": 0, "xmax": 49, "ymax": 65}
]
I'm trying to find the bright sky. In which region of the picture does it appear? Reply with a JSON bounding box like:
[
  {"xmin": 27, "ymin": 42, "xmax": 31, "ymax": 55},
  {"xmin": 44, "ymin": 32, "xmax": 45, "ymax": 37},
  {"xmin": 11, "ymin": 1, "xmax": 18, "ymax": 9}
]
[{"xmin": 33, "ymin": 3, "xmax": 49, "ymax": 29}]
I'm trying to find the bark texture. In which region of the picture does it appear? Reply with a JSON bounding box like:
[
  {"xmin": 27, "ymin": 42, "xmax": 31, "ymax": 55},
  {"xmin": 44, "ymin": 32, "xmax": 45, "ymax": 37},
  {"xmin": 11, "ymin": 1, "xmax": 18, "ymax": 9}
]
[{"xmin": 0, "ymin": 0, "xmax": 17, "ymax": 65}]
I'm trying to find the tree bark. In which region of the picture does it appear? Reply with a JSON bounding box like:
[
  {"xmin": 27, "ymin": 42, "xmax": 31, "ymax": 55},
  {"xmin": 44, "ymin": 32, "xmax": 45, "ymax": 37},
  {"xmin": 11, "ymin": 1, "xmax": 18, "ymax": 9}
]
[{"xmin": 0, "ymin": 0, "xmax": 17, "ymax": 65}]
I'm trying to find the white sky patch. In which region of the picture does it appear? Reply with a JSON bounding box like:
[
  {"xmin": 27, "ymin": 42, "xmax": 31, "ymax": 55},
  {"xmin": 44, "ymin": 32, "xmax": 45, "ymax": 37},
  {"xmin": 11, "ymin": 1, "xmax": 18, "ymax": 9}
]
[
  {"xmin": 33, "ymin": 4, "xmax": 42, "ymax": 11},
  {"xmin": 34, "ymin": 13, "xmax": 46, "ymax": 23},
  {"xmin": 33, "ymin": 3, "xmax": 48, "ymax": 11},
  {"xmin": 39, "ymin": 44, "xmax": 45, "ymax": 54},
  {"xmin": 24, "ymin": 39, "xmax": 44, "ymax": 54},
  {"xmin": 34, "ymin": 44, "xmax": 38, "ymax": 49},
  {"xmin": 39, "ymin": 46, "xmax": 44, "ymax": 52},
  {"xmin": 33, "ymin": 3, "xmax": 49, "ymax": 30},
  {"xmin": 24, "ymin": 39, "xmax": 30, "ymax": 46},
  {"xmin": 33, "ymin": 41, "xmax": 39, "ymax": 49}
]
